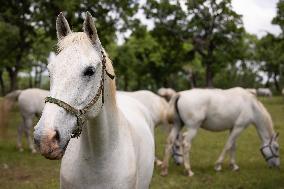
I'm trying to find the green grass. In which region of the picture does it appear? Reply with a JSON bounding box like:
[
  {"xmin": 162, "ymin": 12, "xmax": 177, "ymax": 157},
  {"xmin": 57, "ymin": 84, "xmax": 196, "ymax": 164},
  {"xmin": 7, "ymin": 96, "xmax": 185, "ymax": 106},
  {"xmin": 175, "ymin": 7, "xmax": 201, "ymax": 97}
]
[{"xmin": 1, "ymin": 97, "xmax": 284, "ymax": 189}]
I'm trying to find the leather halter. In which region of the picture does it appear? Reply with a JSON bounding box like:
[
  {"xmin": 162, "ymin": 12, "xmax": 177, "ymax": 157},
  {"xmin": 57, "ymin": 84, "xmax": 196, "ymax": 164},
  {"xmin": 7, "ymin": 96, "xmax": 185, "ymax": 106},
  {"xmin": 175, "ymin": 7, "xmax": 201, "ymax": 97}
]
[
  {"xmin": 45, "ymin": 50, "xmax": 115, "ymax": 138},
  {"xmin": 260, "ymin": 135, "xmax": 279, "ymax": 162}
]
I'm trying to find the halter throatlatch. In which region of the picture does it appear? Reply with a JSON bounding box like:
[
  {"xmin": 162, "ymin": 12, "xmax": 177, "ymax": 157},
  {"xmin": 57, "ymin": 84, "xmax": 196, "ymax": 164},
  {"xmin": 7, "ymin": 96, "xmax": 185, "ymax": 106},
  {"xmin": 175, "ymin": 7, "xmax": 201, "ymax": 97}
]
[
  {"xmin": 260, "ymin": 133, "xmax": 279, "ymax": 162},
  {"xmin": 45, "ymin": 51, "xmax": 115, "ymax": 138}
]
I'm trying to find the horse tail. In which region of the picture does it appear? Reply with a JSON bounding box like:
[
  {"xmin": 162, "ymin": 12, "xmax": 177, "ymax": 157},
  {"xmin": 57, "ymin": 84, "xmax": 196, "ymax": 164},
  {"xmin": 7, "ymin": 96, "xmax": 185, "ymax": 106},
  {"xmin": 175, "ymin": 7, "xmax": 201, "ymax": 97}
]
[
  {"xmin": 0, "ymin": 90, "xmax": 22, "ymax": 137},
  {"xmin": 167, "ymin": 93, "xmax": 180, "ymax": 124}
]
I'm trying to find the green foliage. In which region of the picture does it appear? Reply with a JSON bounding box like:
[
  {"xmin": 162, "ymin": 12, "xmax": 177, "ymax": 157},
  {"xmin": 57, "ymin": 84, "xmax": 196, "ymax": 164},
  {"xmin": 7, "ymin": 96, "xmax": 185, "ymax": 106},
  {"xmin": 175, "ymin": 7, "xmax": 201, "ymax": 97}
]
[
  {"xmin": 0, "ymin": 0, "xmax": 282, "ymax": 92},
  {"xmin": 272, "ymin": 0, "xmax": 284, "ymax": 33}
]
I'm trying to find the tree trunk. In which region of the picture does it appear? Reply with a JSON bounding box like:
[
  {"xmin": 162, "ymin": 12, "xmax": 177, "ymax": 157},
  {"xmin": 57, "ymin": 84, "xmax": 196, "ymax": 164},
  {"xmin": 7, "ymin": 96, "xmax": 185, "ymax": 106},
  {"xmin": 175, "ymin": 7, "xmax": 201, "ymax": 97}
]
[
  {"xmin": 29, "ymin": 71, "xmax": 33, "ymax": 88},
  {"xmin": 187, "ymin": 69, "xmax": 196, "ymax": 89},
  {"xmin": 0, "ymin": 70, "xmax": 5, "ymax": 95},
  {"xmin": 205, "ymin": 63, "xmax": 213, "ymax": 88},
  {"xmin": 273, "ymin": 73, "xmax": 280, "ymax": 92},
  {"xmin": 6, "ymin": 67, "xmax": 18, "ymax": 91},
  {"xmin": 124, "ymin": 75, "xmax": 128, "ymax": 91}
]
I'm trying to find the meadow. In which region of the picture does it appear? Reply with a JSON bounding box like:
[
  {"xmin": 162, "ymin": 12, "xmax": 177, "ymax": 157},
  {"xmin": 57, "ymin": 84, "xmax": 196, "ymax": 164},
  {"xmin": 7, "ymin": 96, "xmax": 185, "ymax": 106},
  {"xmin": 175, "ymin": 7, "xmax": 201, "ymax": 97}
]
[{"xmin": 0, "ymin": 97, "xmax": 283, "ymax": 189}]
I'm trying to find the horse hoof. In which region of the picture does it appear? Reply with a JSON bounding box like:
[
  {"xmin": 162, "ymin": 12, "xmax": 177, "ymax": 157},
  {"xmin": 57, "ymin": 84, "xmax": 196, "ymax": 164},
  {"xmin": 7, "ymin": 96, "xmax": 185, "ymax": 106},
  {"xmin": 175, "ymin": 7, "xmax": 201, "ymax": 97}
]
[
  {"xmin": 214, "ymin": 164, "xmax": 222, "ymax": 172},
  {"xmin": 188, "ymin": 170, "xmax": 194, "ymax": 177},
  {"xmin": 230, "ymin": 164, "xmax": 239, "ymax": 171},
  {"xmin": 31, "ymin": 149, "xmax": 37, "ymax": 154},
  {"xmin": 155, "ymin": 159, "xmax": 163, "ymax": 167},
  {"xmin": 160, "ymin": 169, "xmax": 168, "ymax": 177}
]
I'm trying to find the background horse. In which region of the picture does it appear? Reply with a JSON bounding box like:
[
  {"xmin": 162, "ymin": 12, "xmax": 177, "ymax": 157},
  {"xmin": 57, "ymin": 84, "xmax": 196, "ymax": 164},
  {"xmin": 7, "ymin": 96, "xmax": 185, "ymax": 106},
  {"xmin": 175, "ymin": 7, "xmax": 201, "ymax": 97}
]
[
  {"xmin": 33, "ymin": 12, "xmax": 154, "ymax": 189},
  {"xmin": 257, "ymin": 88, "xmax": 272, "ymax": 97},
  {"xmin": 157, "ymin": 88, "xmax": 177, "ymax": 102},
  {"xmin": 119, "ymin": 90, "xmax": 170, "ymax": 165},
  {"xmin": 162, "ymin": 87, "xmax": 280, "ymax": 177},
  {"xmin": 0, "ymin": 88, "xmax": 48, "ymax": 153}
]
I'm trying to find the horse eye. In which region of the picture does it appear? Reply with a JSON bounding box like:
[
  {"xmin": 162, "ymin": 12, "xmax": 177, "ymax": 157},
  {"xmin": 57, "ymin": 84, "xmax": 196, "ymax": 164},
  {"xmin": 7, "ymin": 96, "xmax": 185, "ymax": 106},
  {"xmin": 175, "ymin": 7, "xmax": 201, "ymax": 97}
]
[{"xmin": 83, "ymin": 66, "xmax": 95, "ymax": 77}]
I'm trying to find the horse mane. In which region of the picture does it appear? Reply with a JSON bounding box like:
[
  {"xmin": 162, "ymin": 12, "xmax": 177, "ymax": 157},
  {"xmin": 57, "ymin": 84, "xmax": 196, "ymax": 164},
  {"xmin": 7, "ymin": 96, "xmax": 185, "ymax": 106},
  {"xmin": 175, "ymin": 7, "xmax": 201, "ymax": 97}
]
[
  {"xmin": 57, "ymin": 32, "xmax": 117, "ymax": 104},
  {"xmin": 254, "ymin": 99, "xmax": 274, "ymax": 137}
]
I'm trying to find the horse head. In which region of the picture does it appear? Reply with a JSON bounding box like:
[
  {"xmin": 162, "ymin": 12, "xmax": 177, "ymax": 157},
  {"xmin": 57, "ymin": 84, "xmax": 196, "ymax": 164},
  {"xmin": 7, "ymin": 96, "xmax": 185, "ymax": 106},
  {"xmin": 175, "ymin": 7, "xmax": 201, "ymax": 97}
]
[{"xmin": 34, "ymin": 12, "xmax": 110, "ymax": 160}]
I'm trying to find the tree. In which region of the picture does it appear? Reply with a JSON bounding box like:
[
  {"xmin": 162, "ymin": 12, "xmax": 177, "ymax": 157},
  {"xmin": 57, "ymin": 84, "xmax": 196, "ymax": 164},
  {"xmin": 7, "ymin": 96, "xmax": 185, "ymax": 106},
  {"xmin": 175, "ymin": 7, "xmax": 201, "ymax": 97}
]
[
  {"xmin": 257, "ymin": 34, "xmax": 284, "ymax": 91},
  {"xmin": 186, "ymin": 0, "xmax": 245, "ymax": 87},
  {"xmin": 272, "ymin": 0, "xmax": 284, "ymax": 33},
  {"xmin": 143, "ymin": 0, "xmax": 194, "ymax": 88},
  {"xmin": 0, "ymin": 0, "xmax": 140, "ymax": 93}
]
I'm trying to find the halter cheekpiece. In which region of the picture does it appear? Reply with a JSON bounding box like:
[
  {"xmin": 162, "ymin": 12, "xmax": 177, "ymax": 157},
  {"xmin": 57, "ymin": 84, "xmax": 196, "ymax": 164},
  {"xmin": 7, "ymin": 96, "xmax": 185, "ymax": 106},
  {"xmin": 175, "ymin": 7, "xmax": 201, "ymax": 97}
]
[
  {"xmin": 45, "ymin": 50, "xmax": 115, "ymax": 138},
  {"xmin": 260, "ymin": 134, "xmax": 279, "ymax": 162}
]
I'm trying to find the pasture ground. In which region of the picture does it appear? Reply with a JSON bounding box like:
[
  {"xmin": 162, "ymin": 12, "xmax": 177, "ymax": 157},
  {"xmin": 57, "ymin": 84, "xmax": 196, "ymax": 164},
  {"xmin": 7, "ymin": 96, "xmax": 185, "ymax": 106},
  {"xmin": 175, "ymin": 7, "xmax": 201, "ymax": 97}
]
[{"xmin": 0, "ymin": 97, "xmax": 283, "ymax": 189}]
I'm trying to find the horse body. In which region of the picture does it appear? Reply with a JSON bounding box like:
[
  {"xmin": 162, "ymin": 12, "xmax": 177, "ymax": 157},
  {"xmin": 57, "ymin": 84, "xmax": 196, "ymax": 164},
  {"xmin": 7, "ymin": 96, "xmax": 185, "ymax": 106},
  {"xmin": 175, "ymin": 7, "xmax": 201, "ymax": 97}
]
[
  {"xmin": 119, "ymin": 90, "xmax": 169, "ymax": 134},
  {"xmin": 257, "ymin": 88, "xmax": 272, "ymax": 97},
  {"xmin": 162, "ymin": 87, "xmax": 279, "ymax": 176},
  {"xmin": 34, "ymin": 13, "xmax": 154, "ymax": 189},
  {"xmin": 61, "ymin": 93, "xmax": 154, "ymax": 189},
  {"xmin": 2, "ymin": 88, "xmax": 48, "ymax": 152},
  {"xmin": 179, "ymin": 88, "xmax": 253, "ymax": 132},
  {"xmin": 18, "ymin": 89, "xmax": 48, "ymax": 117},
  {"xmin": 157, "ymin": 88, "xmax": 177, "ymax": 102}
]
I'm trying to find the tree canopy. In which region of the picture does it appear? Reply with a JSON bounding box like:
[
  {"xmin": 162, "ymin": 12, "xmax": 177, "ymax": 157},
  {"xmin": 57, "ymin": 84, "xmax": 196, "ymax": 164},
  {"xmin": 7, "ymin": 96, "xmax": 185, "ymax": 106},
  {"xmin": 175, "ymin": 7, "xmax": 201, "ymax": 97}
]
[{"xmin": 0, "ymin": 0, "xmax": 282, "ymax": 94}]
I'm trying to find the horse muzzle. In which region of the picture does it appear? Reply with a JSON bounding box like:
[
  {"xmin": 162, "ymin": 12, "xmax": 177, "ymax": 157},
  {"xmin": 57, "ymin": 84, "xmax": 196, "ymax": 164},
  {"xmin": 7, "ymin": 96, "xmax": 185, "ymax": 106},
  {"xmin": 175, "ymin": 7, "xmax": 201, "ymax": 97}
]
[{"xmin": 34, "ymin": 128, "xmax": 65, "ymax": 160}]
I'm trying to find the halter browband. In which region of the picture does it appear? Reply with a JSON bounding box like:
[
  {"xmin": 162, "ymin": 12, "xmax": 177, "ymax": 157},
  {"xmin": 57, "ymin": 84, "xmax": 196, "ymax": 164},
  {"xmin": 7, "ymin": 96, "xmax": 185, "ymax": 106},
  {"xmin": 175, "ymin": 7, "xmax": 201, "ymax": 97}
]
[{"xmin": 45, "ymin": 50, "xmax": 115, "ymax": 138}]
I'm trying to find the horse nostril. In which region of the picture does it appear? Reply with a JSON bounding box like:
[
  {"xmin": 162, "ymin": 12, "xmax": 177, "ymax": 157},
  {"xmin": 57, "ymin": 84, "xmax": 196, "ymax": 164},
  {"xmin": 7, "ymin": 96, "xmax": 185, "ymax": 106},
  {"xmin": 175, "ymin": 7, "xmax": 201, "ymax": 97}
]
[{"xmin": 54, "ymin": 129, "xmax": 60, "ymax": 142}]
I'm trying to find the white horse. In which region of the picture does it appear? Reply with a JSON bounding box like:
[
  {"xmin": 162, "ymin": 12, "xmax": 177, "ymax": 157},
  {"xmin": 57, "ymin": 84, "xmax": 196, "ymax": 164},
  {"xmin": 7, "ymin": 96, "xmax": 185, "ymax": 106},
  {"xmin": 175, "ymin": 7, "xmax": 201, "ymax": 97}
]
[
  {"xmin": 2, "ymin": 89, "xmax": 48, "ymax": 153},
  {"xmin": 119, "ymin": 90, "xmax": 170, "ymax": 165},
  {"xmin": 257, "ymin": 88, "xmax": 272, "ymax": 97},
  {"xmin": 161, "ymin": 87, "xmax": 280, "ymax": 177},
  {"xmin": 119, "ymin": 90, "xmax": 169, "ymax": 134},
  {"xmin": 246, "ymin": 88, "xmax": 257, "ymax": 96},
  {"xmin": 33, "ymin": 12, "xmax": 154, "ymax": 189},
  {"xmin": 157, "ymin": 88, "xmax": 177, "ymax": 102}
]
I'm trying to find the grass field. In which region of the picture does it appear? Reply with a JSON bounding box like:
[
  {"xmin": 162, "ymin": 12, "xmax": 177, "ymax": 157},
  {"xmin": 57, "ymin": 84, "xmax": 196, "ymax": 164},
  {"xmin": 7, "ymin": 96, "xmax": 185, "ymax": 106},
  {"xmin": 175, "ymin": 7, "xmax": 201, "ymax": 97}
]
[{"xmin": 0, "ymin": 97, "xmax": 283, "ymax": 189}]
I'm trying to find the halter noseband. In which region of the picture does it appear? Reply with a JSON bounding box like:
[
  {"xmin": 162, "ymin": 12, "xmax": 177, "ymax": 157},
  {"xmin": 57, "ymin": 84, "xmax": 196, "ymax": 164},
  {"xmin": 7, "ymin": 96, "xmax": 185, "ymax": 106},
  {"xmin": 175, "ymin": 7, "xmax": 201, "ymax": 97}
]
[
  {"xmin": 260, "ymin": 135, "xmax": 279, "ymax": 162},
  {"xmin": 45, "ymin": 51, "xmax": 115, "ymax": 138}
]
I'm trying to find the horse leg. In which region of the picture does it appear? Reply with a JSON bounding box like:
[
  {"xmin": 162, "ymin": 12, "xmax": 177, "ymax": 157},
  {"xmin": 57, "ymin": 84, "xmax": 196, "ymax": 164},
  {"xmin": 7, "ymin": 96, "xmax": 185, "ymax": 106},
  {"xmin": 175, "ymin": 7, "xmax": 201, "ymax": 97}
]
[
  {"xmin": 182, "ymin": 128, "xmax": 198, "ymax": 177},
  {"xmin": 17, "ymin": 120, "xmax": 25, "ymax": 152},
  {"xmin": 23, "ymin": 116, "xmax": 36, "ymax": 153},
  {"xmin": 215, "ymin": 126, "xmax": 245, "ymax": 171},
  {"xmin": 229, "ymin": 140, "xmax": 239, "ymax": 171},
  {"xmin": 161, "ymin": 125, "xmax": 180, "ymax": 176}
]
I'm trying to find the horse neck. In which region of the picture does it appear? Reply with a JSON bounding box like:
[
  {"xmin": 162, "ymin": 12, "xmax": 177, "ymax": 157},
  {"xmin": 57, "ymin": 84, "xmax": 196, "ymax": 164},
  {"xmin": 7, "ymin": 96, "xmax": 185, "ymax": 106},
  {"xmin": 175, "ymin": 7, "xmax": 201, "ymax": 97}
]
[
  {"xmin": 81, "ymin": 77, "xmax": 120, "ymax": 157},
  {"xmin": 253, "ymin": 100, "xmax": 274, "ymax": 145}
]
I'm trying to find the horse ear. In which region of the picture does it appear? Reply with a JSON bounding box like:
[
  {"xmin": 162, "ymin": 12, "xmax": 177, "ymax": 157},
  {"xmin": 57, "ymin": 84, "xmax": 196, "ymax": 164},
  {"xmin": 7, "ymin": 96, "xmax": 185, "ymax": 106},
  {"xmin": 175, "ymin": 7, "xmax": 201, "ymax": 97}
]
[
  {"xmin": 83, "ymin": 12, "xmax": 99, "ymax": 44},
  {"xmin": 56, "ymin": 12, "xmax": 72, "ymax": 40}
]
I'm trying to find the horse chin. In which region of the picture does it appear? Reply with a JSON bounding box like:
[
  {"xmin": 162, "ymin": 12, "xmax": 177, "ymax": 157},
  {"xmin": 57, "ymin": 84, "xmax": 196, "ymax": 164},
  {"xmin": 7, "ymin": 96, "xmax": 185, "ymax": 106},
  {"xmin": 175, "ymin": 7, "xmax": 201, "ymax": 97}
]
[
  {"xmin": 41, "ymin": 139, "xmax": 70, "ymax": 160},
  {"xmin": 268, "ymin": 159, "xmax": 280, "ymax": 168},
  {"xmin": 43, "ymin": 147, "xmax": 65, "ymax": 160}
]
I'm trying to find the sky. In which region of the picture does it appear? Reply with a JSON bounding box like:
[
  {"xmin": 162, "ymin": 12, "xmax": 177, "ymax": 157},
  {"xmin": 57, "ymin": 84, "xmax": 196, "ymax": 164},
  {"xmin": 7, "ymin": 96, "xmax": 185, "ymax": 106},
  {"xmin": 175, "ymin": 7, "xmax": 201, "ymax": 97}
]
[{"xmin": 231, "ymin": 0, "xmax": 281, "ymax": 37}]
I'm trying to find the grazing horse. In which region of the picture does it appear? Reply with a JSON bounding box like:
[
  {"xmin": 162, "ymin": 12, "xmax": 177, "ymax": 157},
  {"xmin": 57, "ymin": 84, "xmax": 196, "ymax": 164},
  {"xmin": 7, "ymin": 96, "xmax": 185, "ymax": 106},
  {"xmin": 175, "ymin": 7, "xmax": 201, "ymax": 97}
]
[
  {"xmin": 119, "ymin": 90, "xmax": 170, "ymax": 134},
  {"xmin": 33, "ymin": 12, "xmax": 154, "ymax": 189},
  {"xmin": 119, "ymin": 90, "xmax": 170, "ymax": 165},
  {"xmin": 1, "ymin": 89, "xmax": 48, "ymax": 153},
  {"xmin": 157, "ymin": 88, "xmax": 177, "ymax": 102},
  {"xmin": 257, "ymin": 88, "xmax": 272, "ymax": 97},
  {"xmin": 161, "ymin": 87, "xmax": 280, "ymax": 177}
]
